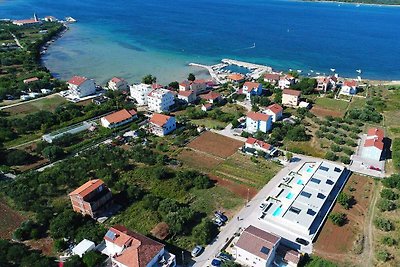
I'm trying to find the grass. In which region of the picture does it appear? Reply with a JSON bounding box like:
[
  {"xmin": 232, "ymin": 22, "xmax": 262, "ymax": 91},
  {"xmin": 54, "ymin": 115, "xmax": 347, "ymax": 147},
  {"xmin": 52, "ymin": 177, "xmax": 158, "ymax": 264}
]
[
  {"xmin": 190, "ymin": 118, "xmax": 228, "ymax": 129},
  {"xmin": 212, "ymin": 153, "xmax": 281, "ymax": 189},
  {"xmin": 4, "ymin": 132, "xmax": 42, "ymax": 148},
  {"xmin": 2, "ymin": 95, "xmax": 67, "ymax": 119},
  {"xmin": 314, "ymin": 97, "xmax": 349, "ymax": 112},
  {"xmin": 284, "ymin": 140, "xmax": 326, "ymax": 158},
  {"xmin": 348, "ymin": 97, "xmax": 367, "ymax": 110}
]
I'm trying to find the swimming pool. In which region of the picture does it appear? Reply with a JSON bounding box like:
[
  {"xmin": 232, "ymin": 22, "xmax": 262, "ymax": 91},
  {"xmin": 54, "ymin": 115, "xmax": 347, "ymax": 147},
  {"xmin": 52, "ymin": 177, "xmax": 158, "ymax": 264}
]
[
  {"xmin": 297, "ymin": 179, "xmax": 304, "ymax": 185},
  {"xmin": 272, "ymin": 206, "xmax": 282, "ymax": 217},
  {"xmin": 306, "ymin": 167, "xmax": 313, "ymax": 173},
  {"xmin": 286, "ymin": 192, "xmax": 294, "ymax": 199}
]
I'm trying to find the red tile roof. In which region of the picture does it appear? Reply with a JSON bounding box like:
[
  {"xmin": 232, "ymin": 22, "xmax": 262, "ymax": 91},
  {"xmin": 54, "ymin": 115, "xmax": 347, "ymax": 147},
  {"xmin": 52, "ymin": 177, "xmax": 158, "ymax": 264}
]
[
  {"xmin": 105, "ymin": 225, "xmax": 164, "ymax": 267},
  {"xmin": 228, "ymin": 74, "xmax": 245, "ymax": 81},
  {"xmin": 23, "ymin": 77, "xmax": 39, "ymax": 84},
  {"xmin": 14, "ymin": 19, "xmax": 39, "ymax": 24},
  {"xmin": 152, "ymin": 84, "xmax": 163, "ymax": 90},
  {"xmin": 243, "ymin": 82, "xmax": 261, "ymax": 92},
  {"xmin": 364, "ymin": 138, "xmax": 384, "ymax": 150},
  {"xmin": 178, "ymin": 90, "xmax": 194, "ymax": 97},
  {"xmin": 111, "ymin": 77, "xmax": 123, "ymax": 83},
  {"xmin": 236, "ymin": 226, "xmax": 280, "ymax": 260},
  {"xmin": 68, "ymin": 76, "xmax": 88, "ymax": 86},
  {"xmin": 247, "ymin": 112, "xmax": 271, "ymax": 122},
  {"xmin": 246, "ymin": 137, "xmax": 272, "ymax": 150},
  {"xmin": 367, "ymin": 128, "xmax": 384, "ymax": 140},
  {"xmin": 283, "ymin": 89, "xmax": 301, "ymax": 97},
  {"xmin": 344, "ymin": 80, "xmax": 357, "ymax": 87},
  {"xmin": 264, "ymin": 73, "xmax": 281, "ymax": 81},
  {"xmin": 69, "ymin": 179, "xmax": 104, "ymax": 198},
  {"xmin": 150, "ymin": 113, "xmax": 172, "ymax": 127},
  {"xmin": 266, "ymin": 103, "xmax": 283, "ymax": 114},
  {"xmin": 103, "ymin": 109, "xmax": 136, "ymax": 124},
  {"xmin": 200, "ymin": 91, "xmax": 221, "ymax": 100}
]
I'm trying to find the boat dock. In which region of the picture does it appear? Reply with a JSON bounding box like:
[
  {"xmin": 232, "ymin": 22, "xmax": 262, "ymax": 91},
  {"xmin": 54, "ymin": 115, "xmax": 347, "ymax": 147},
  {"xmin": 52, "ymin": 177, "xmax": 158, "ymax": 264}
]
[{"xmin": 189, "ymin": 58, "xmax": 273, "ymax": 84}]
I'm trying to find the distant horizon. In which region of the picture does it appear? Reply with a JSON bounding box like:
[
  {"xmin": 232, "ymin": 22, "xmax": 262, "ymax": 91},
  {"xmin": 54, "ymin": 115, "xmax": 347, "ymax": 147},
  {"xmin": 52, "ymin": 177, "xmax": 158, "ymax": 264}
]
[{"xmin": 1, "ymin": 0, "xmax": 400, "ymax": 84}]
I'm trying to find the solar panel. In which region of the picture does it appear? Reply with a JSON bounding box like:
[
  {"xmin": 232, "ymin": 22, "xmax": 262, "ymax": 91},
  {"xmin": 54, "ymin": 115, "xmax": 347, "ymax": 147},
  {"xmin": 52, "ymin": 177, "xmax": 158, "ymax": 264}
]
[
  {"xmin": 260, "ymin": 246, "xmax": 270, "ymax": 255},
  {"xmin": 105, "ymin": 230, "xmax": 116, "ymax": 240}
]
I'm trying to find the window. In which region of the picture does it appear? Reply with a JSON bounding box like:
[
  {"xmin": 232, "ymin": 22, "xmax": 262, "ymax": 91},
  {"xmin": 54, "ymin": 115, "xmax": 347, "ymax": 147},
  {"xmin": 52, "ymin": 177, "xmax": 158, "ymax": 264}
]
[
  {"xmin": 319, "ymin": 166, "xmax": 329, "ymax": 171},
  {"xmin": 300, "ymin": 191, "xmax": 312, "ymax": 198},
  {"xmin": 326, "ymin": 179, "xmax": 334, "ymax": 185},
  {"xmin": 334, "ymin": 167, "xmax": 342, "ymax": 173},
  {"xmin": 307, "ymin": 209, "xmax": 316, "ymax": 216},
  {"xmin": 289, "ymin": 207, "xmax": 301, "ymax": 214},
  {"xmin": 317, "ymin": 193, "xmax": 326, "ymax": 199},
  {"xmin": 260, "ymin": 246, "xmax": 270, "ymax": 255},
  {"xmin": 311, "ymin": 178, "xmax": 321, "ymax": 184}
]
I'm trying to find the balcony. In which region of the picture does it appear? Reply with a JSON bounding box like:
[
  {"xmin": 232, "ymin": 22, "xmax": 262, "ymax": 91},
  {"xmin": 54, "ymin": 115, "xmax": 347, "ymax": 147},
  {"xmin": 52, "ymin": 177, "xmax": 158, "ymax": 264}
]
[{"xmin": 155, "ymin": 252, "xmax": 176, "ymax": 267}]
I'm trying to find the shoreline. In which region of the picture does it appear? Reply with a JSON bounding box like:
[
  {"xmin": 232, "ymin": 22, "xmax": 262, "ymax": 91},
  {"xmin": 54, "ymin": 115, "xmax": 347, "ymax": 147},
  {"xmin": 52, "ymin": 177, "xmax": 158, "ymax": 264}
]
[{"xmin": 301, "ymin": 0, "xmax": 400, "ymax": 7}]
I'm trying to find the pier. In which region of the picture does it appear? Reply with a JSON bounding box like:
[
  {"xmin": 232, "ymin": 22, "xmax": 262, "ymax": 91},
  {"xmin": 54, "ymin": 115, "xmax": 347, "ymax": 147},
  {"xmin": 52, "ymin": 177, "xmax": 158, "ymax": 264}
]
[{"xmin": 189, "ymin": 59, "xmax": 273, "ymax": 84}]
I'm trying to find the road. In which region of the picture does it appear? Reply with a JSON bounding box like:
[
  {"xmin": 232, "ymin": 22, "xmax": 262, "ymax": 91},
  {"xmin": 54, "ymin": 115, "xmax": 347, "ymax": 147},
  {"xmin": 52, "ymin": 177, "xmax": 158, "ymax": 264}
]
[
  {"xmin": 192, "ymin": 157, "xmax": 306, "ymax": 267},
  {"xmin": 10, "ymin": 31, "xmax": 23, "ymax": 49},
  {"xmin": 0, "ymin": 93, "xmax": 59, "ymax": 111}
]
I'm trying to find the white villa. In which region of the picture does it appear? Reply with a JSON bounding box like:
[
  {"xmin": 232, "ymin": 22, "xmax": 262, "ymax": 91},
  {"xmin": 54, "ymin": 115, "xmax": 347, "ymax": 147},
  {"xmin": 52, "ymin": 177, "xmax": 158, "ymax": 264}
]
[
  {"xmin": 263, "ymin": 103, "xmax": 283, "ymax": 122},
  {"xmin": 246, "ymin": 112, "xmax": 273, "ymax": 134},
  {"xmin": 108, "ymin": 77, "xmax": 128, "ymax": 91},
  {"xmin": 148, "ymin": 89, "xmax": 175, "ymax": 113},
  {"xmin": 129, "ymin": 83, "xmax": 153, "ymax": 106},
  {"xmin": 149, "ymin": 114, "xmax": 176, "ymax": 136},
  {"xmin": 100, "ymin": 109, "xmax": 137, "ymax": 129},
  {"xmin": 361, "ymin": 128, "xmax": 385, "ymax": 161},
  {"xmin": 67, "ymin": 76, "xmax": 96, "ymax": 98},
  {"xmin": 282, "ymin": 89, "xmax": 301, "ymax": 107}
]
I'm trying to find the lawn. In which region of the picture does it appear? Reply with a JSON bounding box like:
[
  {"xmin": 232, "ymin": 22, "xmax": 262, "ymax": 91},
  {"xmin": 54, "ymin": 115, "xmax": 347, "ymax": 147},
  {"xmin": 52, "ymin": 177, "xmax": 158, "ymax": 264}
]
[
  {"xmin": 348, "ymin": 97, "xmax": 367, "ymax": 110},
  {"xmin": 191, "ymin": 118, "xmax": 228, "ymax": 129},
  {"xmin": 212, "ymin": 153, "xmax": 281, "ymax": 189},
  {"xmin": 2, "ymin": 95, "xmax": 67, "ymax": 118},
  {"xmin": 314, "ymin": 97, "xmax": 349, "ymax": 113}
]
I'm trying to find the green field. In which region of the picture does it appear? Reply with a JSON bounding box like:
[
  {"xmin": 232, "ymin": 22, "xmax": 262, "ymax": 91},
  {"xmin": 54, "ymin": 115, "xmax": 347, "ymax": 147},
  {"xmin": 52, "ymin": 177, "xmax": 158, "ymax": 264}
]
[
  {"xmin": 348, "ymin": 97, "xmax": 367, "ymax": 110},
  {"xmin": 2, "ymin": 95, "xmax": 67, "ymax": 118},
  {"xmin": 212, "ymin": 153, "xmax": 281, "ymax": 188},
  {"xmin": 191, "ymin": 118, "xmax": 228, "ymax": 129},
  {"xmin": 314, "ymin": 97, "xmax": 349, "ymax": 112}
]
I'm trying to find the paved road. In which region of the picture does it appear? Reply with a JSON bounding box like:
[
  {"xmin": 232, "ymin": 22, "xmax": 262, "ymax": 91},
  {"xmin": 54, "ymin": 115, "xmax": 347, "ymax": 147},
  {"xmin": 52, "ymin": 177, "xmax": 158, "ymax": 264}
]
[
  {"xmin": 192, "ymin": 158, "xmax": 304, "ymax": 267},
  {"xmin": 210, "ymin": 124, "xmax": 246, "ymax": 142}
]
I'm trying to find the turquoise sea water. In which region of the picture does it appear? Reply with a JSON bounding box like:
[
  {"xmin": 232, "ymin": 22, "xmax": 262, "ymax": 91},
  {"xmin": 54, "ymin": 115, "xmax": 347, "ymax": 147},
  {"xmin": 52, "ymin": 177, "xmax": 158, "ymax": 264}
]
[{"xmin": 1, "ymin": 0, "xmax": 400, "ymax": 84}]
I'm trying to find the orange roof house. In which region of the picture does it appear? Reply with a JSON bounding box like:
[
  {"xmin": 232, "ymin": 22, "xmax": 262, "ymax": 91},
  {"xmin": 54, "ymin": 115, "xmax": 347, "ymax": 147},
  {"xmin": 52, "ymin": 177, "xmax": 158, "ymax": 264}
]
[
  {"xmin": 100, "ymin": 109, "xmax": 137, "ymax": 128},
  {"xmin": 227, "ymin": 73, "xmax": 245, "ymax": 83},
  {"xmin": 69, "ymin": 179, "xmax": 113, "ymax": 218},
  {"xmin": 104, "ymin": 225, "xmax": 176, "ymax": 267},
  {"xmin": 149, "ymin": 114, "xmax": 176, "ymax": 136}
]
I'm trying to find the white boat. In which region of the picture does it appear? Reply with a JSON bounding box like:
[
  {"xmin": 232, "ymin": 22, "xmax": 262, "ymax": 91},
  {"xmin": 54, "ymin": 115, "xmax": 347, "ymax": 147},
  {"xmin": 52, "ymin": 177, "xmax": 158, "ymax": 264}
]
[
  {"xmin": 356, "ymin": 69, "xmax": 362, "ymax": 73},
  {"xmin": 65, "ymin": 17, "xmax": 77, "ymax": 23},
  {"xmin": 330, "ymin": 68, "xmax": 336, "ymax": 72}
]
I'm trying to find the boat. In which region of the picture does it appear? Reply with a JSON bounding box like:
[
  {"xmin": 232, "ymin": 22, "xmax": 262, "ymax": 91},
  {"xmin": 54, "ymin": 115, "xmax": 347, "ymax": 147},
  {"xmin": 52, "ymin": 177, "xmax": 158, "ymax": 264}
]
[
  {"xmin": 356, "ymin": 69, "xmax": 362, "ymax": 74},
  {"xmin": 330, "ymin": 68, "xmax": 336, "ymax": 72},
  {"xmin": 65, "ymin": 17, "xmax": 77, "ymax": 23}
]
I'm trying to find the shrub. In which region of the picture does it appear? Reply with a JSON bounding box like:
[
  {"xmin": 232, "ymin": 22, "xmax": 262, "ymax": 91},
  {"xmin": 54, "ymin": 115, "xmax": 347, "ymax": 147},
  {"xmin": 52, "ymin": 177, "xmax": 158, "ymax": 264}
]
[
  {"xmin": 340, "ymin": 156, "xmax": 351, "ymax": 164},
  {"xmin": 337, "ymin": 192, "xmax": 351, "ymax": 209},
  {"xmin": 381, "ymin": 236, "xmax": 397, "ymax": 246},
  {"xmin": 329, "ymin": 212, "xmax": 347, "ymax": 226},
  {"xmin": 342, "ymin": 147, "xmax": 354, "ymax": 156},
  {"xmin": 374, "ymin": 218, "xmax": 394, "ymax": 232},
  {"xmin": 325, "ymin": 151, "xmax": 338, "ymax": 161},
  {"xmin": 376, "ymin": 250, "xmax": 390, "ymax": 262},
  {"xmin": 380, "ymin": 189, "xmax": 399, "ymax": 200},
  {"xmin": 6, "ymin": 149, "xmax": 30, "ymax": 166},
  {"xmin": 377, "ymin": 199, "xmax": 396, "ymax": 212},
  {"xmin": 382, "ymin": 174, "xmax": 400, "ymax": 189},
  {"xmin": 330, "ymin": 144, "xmax": 342, "ymax": 152}
]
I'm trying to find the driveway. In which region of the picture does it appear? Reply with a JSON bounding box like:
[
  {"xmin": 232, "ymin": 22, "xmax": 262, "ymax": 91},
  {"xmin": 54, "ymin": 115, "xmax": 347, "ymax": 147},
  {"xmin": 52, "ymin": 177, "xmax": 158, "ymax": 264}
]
[{"xmin": 210, "ymin": 124, "xmax": 247, "ymax": 142}]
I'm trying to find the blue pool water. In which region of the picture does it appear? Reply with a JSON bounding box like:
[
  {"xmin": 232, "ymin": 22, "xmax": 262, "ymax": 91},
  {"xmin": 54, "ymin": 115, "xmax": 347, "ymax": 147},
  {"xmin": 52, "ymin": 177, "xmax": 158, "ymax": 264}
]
[
  {"xmin": 297, "ymin": 179, "xmax": 304, "ymax": 185},
  {"xmin": 286, "ymin": 192, "xmax": 294, "ymax": 199},
  {"xmin": 272, "ymin": 206, "xmax": 282, "ymax": 217},
  {"xmin": 1, "ymin": 0, "xmax": 400, "ymax": 83},
  {"xmin": 306, "ymin": 167, "xmax": 313, "ymax": 173}
]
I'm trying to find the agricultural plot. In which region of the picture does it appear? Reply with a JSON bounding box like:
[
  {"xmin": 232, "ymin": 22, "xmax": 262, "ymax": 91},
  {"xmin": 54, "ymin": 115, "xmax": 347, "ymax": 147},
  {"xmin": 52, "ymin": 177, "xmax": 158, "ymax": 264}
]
[{"xmin": 0, "ymin": 199, "xmax": 25, "ymax": 239}]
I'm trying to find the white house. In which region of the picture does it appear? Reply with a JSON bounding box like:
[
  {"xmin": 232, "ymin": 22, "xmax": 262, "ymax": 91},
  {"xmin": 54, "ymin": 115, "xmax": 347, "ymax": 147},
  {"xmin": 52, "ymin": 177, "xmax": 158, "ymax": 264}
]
[
  {"xmin": 129, "ymin": 83, "xmax": 153, "ymax": 106},
  {"xmin": 246, "ymin": 112, "xmax": 273, "ymax": 134},
  {"xmin": 179, "ymin": 80, "xmax": 208, "ymax": 95},
  {"xmin": 244, "ymin": 137, "xmax": 277, "ymax": 157},
  {"xmin": 263, "ymin": 103, "xmax": 283, "ymax": 122},
  {"xmin": 149, "ymin": 114, "xmax": 176, "ymax": 136},
  {"xmin": 67, "ymin": 76, "xmax": 96, "ymax": 98},
  {"xmin": 362, "ymin": 128, "xmax": 384, "ymax": 161},
  {"xmin": 103, "ymin": 225, "xmax": 176, "ymax": 267},
  {"xmin": 148, "ymin": 89, "xmax": 175, "ymax": 113},
  {"xmin": 177, "ymin": 90, "xmax": 196, "ymax": 103},
  {"xmin": 100, "ymin": 109, "xmax": 137, "ymax": 129},
  {"xmin": 316, "ymin": 77, "xmax": 331, "ymax": 92},
  {"xmin": 282, "ymin": 89, "xmax": 301, "ymax": 107},
  {"xmin": 340, "ymin": 80, "xmax": 358, "ymax": 95},
  {"xmin": 234, "ymin": 226, "xmax": 281, "ymax": 267},
  {"xmin": 201, "ymin": 103, "xmax": 213, "ymax": 112},
  {"xmin": 108, "ymin": 77, "xmax": 128, "ymax": 91},
  {"xmin": 278, "ymin": 75, "xmax": 296, "ymax": 89},
  {"xmin": 243, "ymin": 82, "xmax": 263, "ymax": 100},
  {"xmin": 264, "ymin": 73, "xmax": 281, "ymax": 85},
  {"xmin": 72, "ymin": 239, "xmax": 95, "ymax": 258}
]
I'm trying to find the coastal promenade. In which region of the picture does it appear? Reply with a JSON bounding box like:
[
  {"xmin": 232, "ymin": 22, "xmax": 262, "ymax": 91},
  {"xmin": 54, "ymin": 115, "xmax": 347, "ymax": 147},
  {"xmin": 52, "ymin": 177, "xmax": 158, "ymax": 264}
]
[{"xmin": 189, "ymin": 63, "xmax": 223, "ymax": 84}]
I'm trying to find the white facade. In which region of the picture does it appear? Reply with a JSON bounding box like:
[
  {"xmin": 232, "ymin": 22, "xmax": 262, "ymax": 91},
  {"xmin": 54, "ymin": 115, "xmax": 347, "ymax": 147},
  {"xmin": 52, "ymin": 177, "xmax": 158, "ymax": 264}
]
[
  {"xmin": 148, "ymin": 89, "xmax": 175, "ymax": 113},
  {"xmin": 150, "ymin": 116, "xmax": 176, "ymax": 137},
  {"xmin": 362, "ymin": 146, "xmax": 382, "ymax": 161},
  {"xmin": 263, "ymin": 109, "xmax": 282, "ymax": 123},
  {"xmin": 68, "ymin": 79, "xmax": 96, "ymax": 98},
  {"xmin": 108, "ymin": 78, "xmax": 128, "ymax": 91},
  {"xmin": 236, "ymin": 246, "xmax": 277, "ymax": 267},
  {"xmin": 246, "ymin": 114, "xmax": 272, "ymax": 134},
  {"xmin": 278, "ymin": 77, "xmax": 295, "ymax": 89},
  {"xmin": 72, "ymin": 239, "xmax": 95, "ymax": 258},
  {"xmin": 130, "ymin": 83, "xmax": 153, "ymax": 105}
]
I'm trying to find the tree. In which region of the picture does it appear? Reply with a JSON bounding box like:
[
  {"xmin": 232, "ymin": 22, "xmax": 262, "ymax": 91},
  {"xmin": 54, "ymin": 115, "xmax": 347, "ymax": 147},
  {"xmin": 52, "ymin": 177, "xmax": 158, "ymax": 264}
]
[
  {"xmin": 376, "ymin": 250, "xmax": 390, "ymax": 262},
  {"xmin": 381, "ymin": 236, "xmax": 397, "ymax": 246},
  {"xmin": 286, "ymin": 152, "xmax": 293, "ymax": 162},
  {"xmin": 374, "ymin": 218, "xmax": 394, "ymax": 232},
  {"xmin": 64, "ymin": 255, "xmax": 84, "ymax": 267},
  {"xmin": 82, "ymin": 251, "xmax": 105, "ymax": 267},
  {"xmin": 6, "ymin": 149, "xmax": 30, "ymax": 166},
  {"xmin": 142, "ymin": 74, "xmax": 156, "ymax": 85},
  {"xmin": 188, "ymin": 73, "xmax": 196, "ymax": 81},
  {"xmin": 380, "ymin": 189, "xmax": 399, "ymax": 200},
  {"xmin": 329, "ymin": 212, "xmax": 346, "ymax": 226},
  {"xmin": 324, "ymin": 151, "xmax": 338, "ymax": 161},
  {"xmin": 337, "ymin": 192, "xmax": 352, "ymax": 209},
  {"xmin": 192, "ymin": 220, "xmax": 218, "ymax": 245},
  {"xmin": 42, "ymin": 145, "xmax": 64, "ymax": 161},
  {"xmin": 168, "ymin": 81, "xmax": 179, "ymax": 90},
  {"xmin": 377, "ymin": 199, "xmax": 396, "ymax": 212}
]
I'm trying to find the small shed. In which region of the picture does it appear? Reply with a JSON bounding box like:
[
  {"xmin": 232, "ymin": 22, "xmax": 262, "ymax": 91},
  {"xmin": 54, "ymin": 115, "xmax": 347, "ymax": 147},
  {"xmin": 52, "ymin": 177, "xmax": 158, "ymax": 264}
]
[{"xmin": 72, "ymin": 239, "xmax": 95, "ymax": 257}]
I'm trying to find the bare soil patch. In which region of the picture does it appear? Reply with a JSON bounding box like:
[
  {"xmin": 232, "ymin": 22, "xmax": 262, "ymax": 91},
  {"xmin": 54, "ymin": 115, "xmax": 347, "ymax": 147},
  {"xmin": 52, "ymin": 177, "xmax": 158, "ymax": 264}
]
[
  {"xmin": 209, "ymin": 174, "xmax": 257, "ymax": 200},
  {"xmin": 0, "ymin": 199, "xmax": 25, "ymax": 239},
  {"xmin": 178, "ymin": 149, "xmax": 223, "ymax": 172},
  {"xmin": 311, "ymin": 106, "xmax": 344, "ymax": 118},
  {"xmin": 187, "ymin": 131, "xmax": 243, "ymax": 158}
]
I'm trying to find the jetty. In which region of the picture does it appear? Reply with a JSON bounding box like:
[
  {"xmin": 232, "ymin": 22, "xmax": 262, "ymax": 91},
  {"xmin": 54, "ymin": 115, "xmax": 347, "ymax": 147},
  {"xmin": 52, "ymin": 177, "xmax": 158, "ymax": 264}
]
[{"xmin": 189, "ymin": 59, "xmax": 273, "ymax": 84}]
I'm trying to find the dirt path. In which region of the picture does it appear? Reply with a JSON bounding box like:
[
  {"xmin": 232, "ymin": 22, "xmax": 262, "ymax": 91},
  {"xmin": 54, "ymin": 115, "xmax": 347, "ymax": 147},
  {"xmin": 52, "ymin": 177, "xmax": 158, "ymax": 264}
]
[{"xmin": 362, "ymin": 183, "xmax": 380, "ymax": 267}]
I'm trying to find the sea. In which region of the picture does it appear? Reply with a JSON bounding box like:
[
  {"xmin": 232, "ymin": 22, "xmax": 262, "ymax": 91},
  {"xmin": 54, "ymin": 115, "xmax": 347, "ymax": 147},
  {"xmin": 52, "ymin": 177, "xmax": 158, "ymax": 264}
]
[{"xmin": 1, "ymin": 0, "xmax": 400, "ymax": 84}]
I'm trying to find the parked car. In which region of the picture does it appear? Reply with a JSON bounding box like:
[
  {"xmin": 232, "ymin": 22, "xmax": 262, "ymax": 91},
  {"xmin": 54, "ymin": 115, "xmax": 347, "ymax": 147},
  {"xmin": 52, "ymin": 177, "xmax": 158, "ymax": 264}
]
[
  {"xmin": 369, "ymin": 166, "xmax": 381, "ymax": 171},
  {"xmin": 214, "ymin": 211, "xmax": 228, "ymax": 223},
  {"xmin": 213, "ymin": 218, "xmax": 224, "ymax": 227},
  {"xmin": 191, "ymin": 245, "xmax": 203, "ymax": 257},
  {"xmin": 295, "ymin": 238, "xmax": 309, "ymax": 246},
  {"xmin": 211, "ymin": 258, "xmax": 222, "ymax": 267},
  {"xmin": 217, "ymin": 252, "xmax": 231, "ymax": 262}
]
